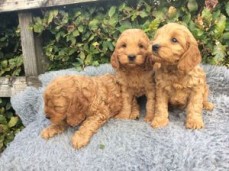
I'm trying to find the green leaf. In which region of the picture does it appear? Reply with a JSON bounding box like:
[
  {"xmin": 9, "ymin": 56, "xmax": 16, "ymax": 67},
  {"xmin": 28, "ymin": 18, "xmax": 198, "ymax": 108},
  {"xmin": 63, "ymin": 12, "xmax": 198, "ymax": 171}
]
[
  {"xmin": 108, "ymin": 6, "xmax": 116, "ymax": 17},
  {"xmin": 187, "ymin": 0, "xmax": 198, "ymax": 12},
  {"xmin": 214, "ymin": 14, "xmax": 226, "ymax": 38},
  {"xmin": 72, "ymin": 30, "xmax": 80, "ymax": 37},
  {"xmin": 0, "ymin": 115, "xmax": 7, "ymax": 124},
  {"xmin": 226, "ymin": 2, "xmax": 229, "ymax": 16},
  {"xmin": 99, "ymin": 144, "xmax": 105, "ymax": 149},
  {"xmin": 139, "ymin": 11, "xmax": 148, "ymax": 18},
  {"xmin": 79, "ymin": 51, "xmax": 86, "ymax": 60},
  {"xmin": 212, "ymin": 41, "xmax": 226, "ymax": 64},
  {"xmin": 201, "ymin": 8, "xmax": 212, "ymax": 26},
  {"xmin": 78, "ymin": 25, "xmax": 84, "ymax": 33},
  {"xmin": 222, "ymin": 32, "xmax": 229, "ymax": 40},
  {"xmin": 148, "ymin": 18, "xmax": 160, "ymax": 32},
  {"xmin": 8, "ymin": 116, "xmax": 19, "ymax": 128}
]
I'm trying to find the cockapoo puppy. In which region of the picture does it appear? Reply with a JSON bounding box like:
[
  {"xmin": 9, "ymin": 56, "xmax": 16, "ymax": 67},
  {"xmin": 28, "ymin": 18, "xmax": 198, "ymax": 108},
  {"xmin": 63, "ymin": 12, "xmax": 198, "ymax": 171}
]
[
  {"xmin": 149, "ymin": 23, "xmax": 214, "ymax": 129},
  {"xmin": 41, "ymin": 74, "xmax": 123, "ymax": 149},
  {"xmin": 111, "ymin": 29, "xmax": 155, "ymax": 122}
]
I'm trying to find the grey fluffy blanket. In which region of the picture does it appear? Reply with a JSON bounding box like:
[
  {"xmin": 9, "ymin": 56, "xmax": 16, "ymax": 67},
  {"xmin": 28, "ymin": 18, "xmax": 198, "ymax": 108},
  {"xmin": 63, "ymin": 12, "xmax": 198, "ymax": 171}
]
[{"xmin": 0, "ymin": 64, "xmax": 229, "ymax": 171}]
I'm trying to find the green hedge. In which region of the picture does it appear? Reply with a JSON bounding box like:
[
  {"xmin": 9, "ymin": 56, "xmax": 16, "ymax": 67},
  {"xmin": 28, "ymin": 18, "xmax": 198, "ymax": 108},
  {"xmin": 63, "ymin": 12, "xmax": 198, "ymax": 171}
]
[{"xmin": 32, "ymin": 0, "xmax": 229, "ymax": 71}]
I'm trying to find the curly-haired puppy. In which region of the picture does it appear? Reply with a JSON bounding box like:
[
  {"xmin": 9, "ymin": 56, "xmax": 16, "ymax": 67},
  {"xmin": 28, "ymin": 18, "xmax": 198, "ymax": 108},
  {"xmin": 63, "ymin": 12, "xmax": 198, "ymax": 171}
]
[
  {"xmin": 149, "ymin": 23, "xmax": 214, "ymax": 129},
  {"xmin": 41, "ymin": 74, "xmax": 122, "ymax": 149},
  {"xmin": 111, "ymin": 29, "xmax": 155, "ymax": 122}
]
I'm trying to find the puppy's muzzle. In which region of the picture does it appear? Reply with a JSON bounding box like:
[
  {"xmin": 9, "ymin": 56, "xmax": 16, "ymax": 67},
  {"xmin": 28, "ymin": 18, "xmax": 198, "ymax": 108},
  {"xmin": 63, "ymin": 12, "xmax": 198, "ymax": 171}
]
[
  {"xmin": 128, "ymin": 54, "xmax": 136, "ymax": 62},
  {"xmin": 152, "ymin": 44, "xmax": 160, "ymax": 53}
]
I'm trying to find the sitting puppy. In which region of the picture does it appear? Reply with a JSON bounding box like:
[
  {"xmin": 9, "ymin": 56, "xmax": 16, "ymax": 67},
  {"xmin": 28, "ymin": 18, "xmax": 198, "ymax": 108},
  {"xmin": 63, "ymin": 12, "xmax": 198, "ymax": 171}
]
[
  {"xmin": 149, "ymin": 23, "xmax": 214, "ymax": 129},
  {"xmin": 111, "ymin": 29, "xmax": 155, "ymax": 121},
  {"xmin": 41, "ymin": 74, "xmax": 123, "ymax": 149}
]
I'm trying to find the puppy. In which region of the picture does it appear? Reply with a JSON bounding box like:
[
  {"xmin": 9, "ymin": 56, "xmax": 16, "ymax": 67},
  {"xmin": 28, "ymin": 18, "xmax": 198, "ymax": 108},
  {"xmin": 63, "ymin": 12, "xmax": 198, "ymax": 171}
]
[
  {"xmin": 149, "ymin": 23, "xmax": 214, "ymax": 129},
  {"xmin": 111, "ymin": 29, "xmax": 155, "ymax": 121},
  {"xmin": 41, "ymin": 74, "xmax": 122, "ymax": 149}
]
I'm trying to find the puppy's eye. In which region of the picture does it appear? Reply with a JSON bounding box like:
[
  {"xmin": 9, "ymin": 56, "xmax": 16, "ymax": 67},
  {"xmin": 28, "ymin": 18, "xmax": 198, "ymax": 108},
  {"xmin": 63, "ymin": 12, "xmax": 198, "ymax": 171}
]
[
  {"xmin": 171, "ymin": 38, "xmax": 178, "ymax": 43},
  {"xmin": 138, "ymin": 44, "xmax": 144, "ymax": 49},
  {"xmin": 121, "ymin": 43, "xmax": 127, "ymax": 48}
]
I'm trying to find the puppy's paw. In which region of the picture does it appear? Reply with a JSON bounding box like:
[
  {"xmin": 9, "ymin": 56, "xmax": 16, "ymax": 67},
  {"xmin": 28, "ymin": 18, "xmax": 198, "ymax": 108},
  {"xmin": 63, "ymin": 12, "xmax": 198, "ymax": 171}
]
[
  {"xmin": 151, "ymin": 117, "xmax": 169, "ymax": 128},
  {"xmin": 144, "ymin": 113, "xmax": 154, "ymax": 122},
  {"xmin": 186, "ymin": 118, "xmax": 204, "ymax": 129},
  {"xmin": 129, "ymin": 111, "xmax": 140, "ymax": 120},
  {"xmin": 72, "ymin": 133, "xmax": 90, "ymax": 149},
  {"xmin": 41, "ymin": 127, "xmax": 57, "ymax": 139},
  {"xmin": 203, "ymin": 102, "xmax": 214, "ymax": 111}
]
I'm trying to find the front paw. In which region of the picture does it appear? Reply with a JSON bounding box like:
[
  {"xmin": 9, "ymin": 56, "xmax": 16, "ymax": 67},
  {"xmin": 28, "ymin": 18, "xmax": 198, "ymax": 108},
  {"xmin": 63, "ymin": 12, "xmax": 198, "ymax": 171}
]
[
  {"xmin": 129, "ymin": 111, "xmax": 140, "ymax": 120},
  {"xmin": 151, "ymin": 117, "xmax": 169, "ymax": 128},
  {"xmin": 41, "ymin": 127, "xmax": 56, "ymax": 139},
  {"xmin": 72, "ymin": 133, "xmax": 90, "ymax": 149},
  {"xmin": 186, "ymin": 117, "xmax": 204, "ymax": 129},
  {"xmin": 144, "ymin": 113, "xmax": 154, "ymax": 122}
]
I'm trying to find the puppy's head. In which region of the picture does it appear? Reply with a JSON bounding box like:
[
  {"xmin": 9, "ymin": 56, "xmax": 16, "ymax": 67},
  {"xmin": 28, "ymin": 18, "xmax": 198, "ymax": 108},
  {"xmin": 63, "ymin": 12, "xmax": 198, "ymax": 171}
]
[
  {"xmin": 150, "ymin": 23, "xmax": 201, "ymax": 73},
  {"xmin": 111, "ymin": 29, "xmax": 151, "ymax": 68}
]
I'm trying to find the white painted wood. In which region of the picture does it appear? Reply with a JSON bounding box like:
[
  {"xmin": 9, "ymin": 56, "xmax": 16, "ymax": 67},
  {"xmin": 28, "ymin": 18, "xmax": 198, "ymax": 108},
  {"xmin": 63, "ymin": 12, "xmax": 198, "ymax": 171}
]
[
  {"xmin": 18, "ymin": 12, "xmax": 40, "ymax": 76},
  {"xmin": 0, "ymin": 76, "xmax": 41, "ymax": 97},
  {"xmin": 0, "ymin": 0, "xmax": 104, "ymax": 12}
]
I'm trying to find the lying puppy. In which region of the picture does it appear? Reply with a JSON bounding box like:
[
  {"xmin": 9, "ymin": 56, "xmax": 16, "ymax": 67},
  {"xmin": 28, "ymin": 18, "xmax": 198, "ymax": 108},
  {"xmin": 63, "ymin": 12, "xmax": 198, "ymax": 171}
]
[
  {"xmin": 111, "ymin": 29, "xmax": 155, "ymax": 122},
  {"xmin": 149, "ymin": 23, "xmax": 214, "ymax": 129},
  {"xmin": 41, "ymin": 74, "xmax": 122, "ymax": 149}
]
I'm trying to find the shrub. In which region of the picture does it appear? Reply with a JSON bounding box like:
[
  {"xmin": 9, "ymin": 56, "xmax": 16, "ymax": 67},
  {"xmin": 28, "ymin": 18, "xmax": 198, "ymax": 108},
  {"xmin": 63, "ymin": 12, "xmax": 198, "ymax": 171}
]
[
  {"xmin": 32, "ymin": 0, "xmax": 229, "ymax": 70},
  {"xmin": 0, "ymin": 98, "xmax": 24, "ymax": 152},
  {"xmin": 0, "ymin": 13, "xmax": 24, "ymax": 152}
]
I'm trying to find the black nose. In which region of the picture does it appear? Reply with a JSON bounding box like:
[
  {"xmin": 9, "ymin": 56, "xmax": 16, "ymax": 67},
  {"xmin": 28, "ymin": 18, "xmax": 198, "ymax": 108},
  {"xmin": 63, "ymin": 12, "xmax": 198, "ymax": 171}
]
[
  {"xmin": 46, "ymin": 116, "xmax": 50, "ymax": 119},
  {"xmin": 128, "ymin": 54, "xmax": 136, "ymax": 61},
  {"xmin": 152, "ymin": 44, "xmax": 160, "ymax": 52}
]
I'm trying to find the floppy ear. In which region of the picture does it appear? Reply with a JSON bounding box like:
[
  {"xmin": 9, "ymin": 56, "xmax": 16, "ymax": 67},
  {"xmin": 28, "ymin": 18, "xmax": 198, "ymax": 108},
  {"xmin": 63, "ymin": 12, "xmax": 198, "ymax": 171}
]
[
  {"xmin": 144, "ymin": 52, "xmax": 154, "ymax": 70},
  {"xmin": 177, "ymin": 42, "xmax": 201, "ymax": 73},
  {"xmin": 110, "ymin": 51, "xmax": 119, "ymax": 69}
]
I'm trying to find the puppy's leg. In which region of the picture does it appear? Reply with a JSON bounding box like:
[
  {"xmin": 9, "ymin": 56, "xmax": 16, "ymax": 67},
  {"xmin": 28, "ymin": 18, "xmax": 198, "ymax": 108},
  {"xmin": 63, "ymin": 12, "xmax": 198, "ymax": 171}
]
[
  {"xmin": 130, "ymin": 98, "xmax": 140, "ymax": 119},
  {"xmin": 72, "ymin": 105, "xmax": 110, "ymax": 149},
  {"xmin": 186, "ymin": 89, "xmax": 205, "ymax": 129},
  {"xmin": 41, "ymin": 121, "xmax": 67, "ymax": 139},
  {"xmin": 115, "ymin": 89, "xmax": 132, "ymax": 119},
  {"xmin": 203, "ymin": 85, "xmax": 214, "ymax": 111},
  {"xmin": 151, "ymin": 88, "xmax": 169, "ymax": 128},
  {"xmin": 144, "ymin": 87, "xmax": 156, "ymax": 122}
]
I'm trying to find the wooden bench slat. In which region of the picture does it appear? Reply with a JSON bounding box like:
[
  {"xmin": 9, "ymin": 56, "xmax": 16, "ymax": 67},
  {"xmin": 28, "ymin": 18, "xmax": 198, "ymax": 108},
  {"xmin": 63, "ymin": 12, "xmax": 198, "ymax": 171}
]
[
  {"xmin": 0, "ymin": 76, "xmax": 41, "ymax": 97},
  {"xmin": 0, "ymin": 0, "xmax": 104, "ymax": 13}
]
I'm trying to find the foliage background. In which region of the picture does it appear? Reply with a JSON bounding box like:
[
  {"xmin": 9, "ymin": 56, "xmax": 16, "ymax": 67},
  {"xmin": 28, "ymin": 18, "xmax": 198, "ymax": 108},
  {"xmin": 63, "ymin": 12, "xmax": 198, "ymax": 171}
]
[{"xmin": 0, "ymin": 0, "xmax": 228, "ymax": 152}]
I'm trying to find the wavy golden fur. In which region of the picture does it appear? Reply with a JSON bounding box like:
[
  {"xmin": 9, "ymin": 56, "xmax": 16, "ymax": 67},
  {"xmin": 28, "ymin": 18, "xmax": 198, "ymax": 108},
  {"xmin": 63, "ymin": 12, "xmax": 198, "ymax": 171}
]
[
  {"xmin": 111, "ymin": 29, "xmax": 155, "ymax": 121},
  {"xmin": 41, "ymin": 74, "xmax": 123, "ymax": 149},
  {"xmin": 150, "ymin": 23, "xmax": 214, "ymax": 129}
]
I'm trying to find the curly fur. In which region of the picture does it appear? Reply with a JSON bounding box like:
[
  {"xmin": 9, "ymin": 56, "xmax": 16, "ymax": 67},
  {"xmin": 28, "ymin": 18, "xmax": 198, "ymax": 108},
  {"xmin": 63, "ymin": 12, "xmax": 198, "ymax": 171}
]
[
  {"xmin": 111, "ymin": 29, "xmax": 155, "ymax": 122},
  {"xmin": 150, "ymin": 23, "xmax": 214, "ymax": 129},
  {"xmin": 41, "ymin": 74, "xmax": 123, "ymax": 149}
]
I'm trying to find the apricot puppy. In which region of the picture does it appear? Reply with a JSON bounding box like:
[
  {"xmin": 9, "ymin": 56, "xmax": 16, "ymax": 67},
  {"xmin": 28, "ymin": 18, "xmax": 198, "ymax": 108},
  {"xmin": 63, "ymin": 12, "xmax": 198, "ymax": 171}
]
[
  {"xmin": 41, "ymin": 74, "xmax": 122, "ymax": 149},
  {"xmin": 111, "ymin": 29, "xmax": 155, "ymax": 122},
  {"xmin": 150, "ymin": 23, "xmax": 214, "ymax": 129}
]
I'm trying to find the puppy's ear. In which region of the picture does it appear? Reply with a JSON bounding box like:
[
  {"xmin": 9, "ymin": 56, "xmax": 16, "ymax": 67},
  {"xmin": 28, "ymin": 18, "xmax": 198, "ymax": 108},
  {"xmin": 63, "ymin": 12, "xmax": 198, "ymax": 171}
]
[
  {"xmin": 177, "ymin": 42, "xmax": 201, "ymax": 73},
  {"xmin": 110, "ymin": 51, "xmax": 119, "ymax": 69},
  {"xmin": 144, "ymin": 52, "xmax": 154, "ymax": 70}
]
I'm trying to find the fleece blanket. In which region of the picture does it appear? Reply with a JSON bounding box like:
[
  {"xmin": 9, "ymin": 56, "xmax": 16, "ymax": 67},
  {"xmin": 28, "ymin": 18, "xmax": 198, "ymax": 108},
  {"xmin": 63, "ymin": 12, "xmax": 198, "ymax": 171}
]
[{"xmin": 0, "ymin": 64, "xmax": 229, "ymax": 171}]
